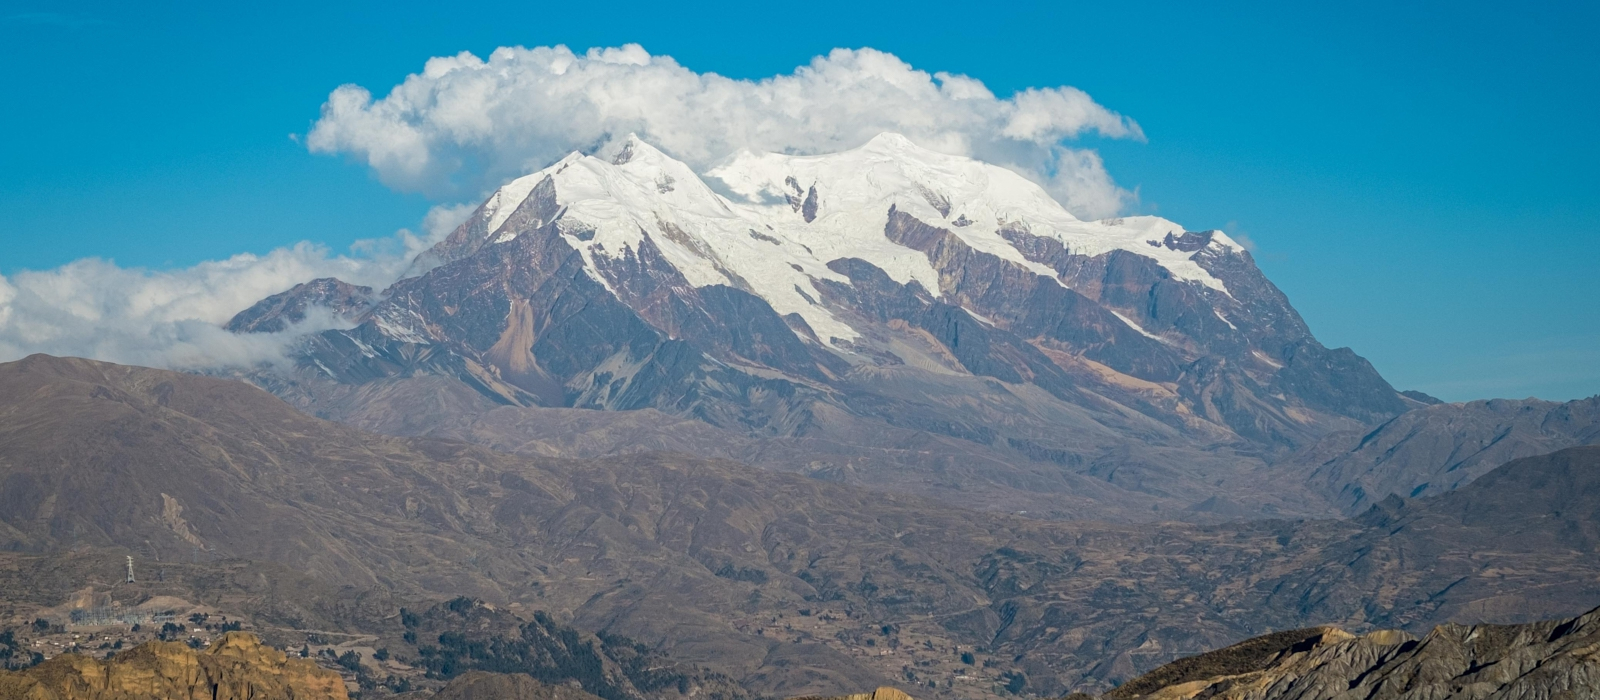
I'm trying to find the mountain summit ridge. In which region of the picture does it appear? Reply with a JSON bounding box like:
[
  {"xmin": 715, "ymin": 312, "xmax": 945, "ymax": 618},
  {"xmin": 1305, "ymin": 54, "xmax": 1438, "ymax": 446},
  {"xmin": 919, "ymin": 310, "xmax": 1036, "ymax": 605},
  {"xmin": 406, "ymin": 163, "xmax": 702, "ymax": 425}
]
[{"xmin": 432, "ymin": 131, "xmax": 1247, "ymax": 349}]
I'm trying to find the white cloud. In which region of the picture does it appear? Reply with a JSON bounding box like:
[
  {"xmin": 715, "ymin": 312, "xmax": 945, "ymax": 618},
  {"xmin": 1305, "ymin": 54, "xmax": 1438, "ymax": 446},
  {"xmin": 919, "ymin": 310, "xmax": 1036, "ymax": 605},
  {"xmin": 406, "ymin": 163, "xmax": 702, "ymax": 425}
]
[
  {"xmin": 307, "ymin": 45, "xmax": 1143, "ymax": 219},
  {"xmin": 0, "ymin": 220, "xmax": 458, "ymax": 371},
  {"xmin": 420, "ymin": 202, "xmax": 477, "ymax": 239}
]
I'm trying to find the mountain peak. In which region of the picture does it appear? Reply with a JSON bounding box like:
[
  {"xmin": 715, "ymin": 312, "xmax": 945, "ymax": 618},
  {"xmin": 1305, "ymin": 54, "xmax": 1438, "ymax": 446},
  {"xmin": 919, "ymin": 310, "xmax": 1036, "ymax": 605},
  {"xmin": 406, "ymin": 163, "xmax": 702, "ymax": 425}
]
[
  {"xmin": 857, "ymin": 131, "xmax": 923, "ymax": 154},
  {"xmin": 610, "ymin": 132, "xmax": 672, "ymax": 166}
]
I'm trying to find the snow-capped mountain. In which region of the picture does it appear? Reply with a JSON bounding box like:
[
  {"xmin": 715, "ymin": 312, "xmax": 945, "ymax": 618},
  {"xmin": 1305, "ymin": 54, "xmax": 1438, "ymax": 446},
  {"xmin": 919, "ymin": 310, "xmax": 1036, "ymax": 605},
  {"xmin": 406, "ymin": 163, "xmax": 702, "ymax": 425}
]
[
  {"xmin": 426, "ymin": 133, "xmax": 1239, "ymax": 351},
  {"xmin": 233, "ymin": 133, "xmax": 1416, "ymax": 519}
]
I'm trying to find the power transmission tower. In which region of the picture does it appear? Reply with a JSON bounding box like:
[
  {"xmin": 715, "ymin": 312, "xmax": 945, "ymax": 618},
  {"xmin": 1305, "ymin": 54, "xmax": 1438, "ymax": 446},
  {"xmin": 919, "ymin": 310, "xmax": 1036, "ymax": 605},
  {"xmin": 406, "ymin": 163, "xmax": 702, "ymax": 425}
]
[{"xmin": 125, "ymin": 556, "xmax": 136, "ymax": 583}]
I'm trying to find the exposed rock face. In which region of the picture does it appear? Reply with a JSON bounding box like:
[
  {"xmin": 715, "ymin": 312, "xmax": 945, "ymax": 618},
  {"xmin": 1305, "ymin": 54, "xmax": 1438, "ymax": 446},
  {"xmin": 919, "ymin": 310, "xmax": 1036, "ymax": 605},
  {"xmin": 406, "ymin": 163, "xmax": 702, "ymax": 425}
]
[
  {"xmin": 1103, "ymin": 628, "xmax": 1344, "ymax": 700},
  {"xmin": 1109, "ymin": 606, "xmax": 1600, "ymax": 700},
  {"xmin": 0, "ymin": 632, "xmax": 346, "ymax": 700},
  {"xmin": 229, "ymin": 135, "xmax": 1415, "ymax": 522}
]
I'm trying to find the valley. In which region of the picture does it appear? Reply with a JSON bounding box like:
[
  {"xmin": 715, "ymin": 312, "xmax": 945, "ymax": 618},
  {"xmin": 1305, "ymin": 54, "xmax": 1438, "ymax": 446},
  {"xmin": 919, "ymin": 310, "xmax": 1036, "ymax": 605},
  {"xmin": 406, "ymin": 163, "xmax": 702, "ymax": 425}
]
[{"xmin": 1, "ymin": 356, "xmax": 1596, "ymax": 697}]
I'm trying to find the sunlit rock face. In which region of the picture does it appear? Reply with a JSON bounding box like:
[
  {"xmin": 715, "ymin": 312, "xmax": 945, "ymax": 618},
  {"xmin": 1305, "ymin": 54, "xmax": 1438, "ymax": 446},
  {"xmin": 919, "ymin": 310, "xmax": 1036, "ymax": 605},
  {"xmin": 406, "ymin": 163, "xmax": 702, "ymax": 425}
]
[{"xmin": 0, "ymin": 633, "xmax": 348, "ymax": 700}]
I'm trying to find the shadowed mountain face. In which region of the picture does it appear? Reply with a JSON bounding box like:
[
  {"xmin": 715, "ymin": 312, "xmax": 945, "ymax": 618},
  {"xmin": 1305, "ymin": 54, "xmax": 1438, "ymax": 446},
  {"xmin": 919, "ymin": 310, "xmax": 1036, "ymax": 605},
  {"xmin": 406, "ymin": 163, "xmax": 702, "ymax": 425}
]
[
  {"xmin": 1106, "ymin": 605, "xmax": 1600, "ymax": 700},
  {"xmin": 2, "ymin": 356, "xmax": 1598, "ymax": 697},
  {"xmin": 227, "ymin": 135, "xmax": 1418, "ymax": 522}
]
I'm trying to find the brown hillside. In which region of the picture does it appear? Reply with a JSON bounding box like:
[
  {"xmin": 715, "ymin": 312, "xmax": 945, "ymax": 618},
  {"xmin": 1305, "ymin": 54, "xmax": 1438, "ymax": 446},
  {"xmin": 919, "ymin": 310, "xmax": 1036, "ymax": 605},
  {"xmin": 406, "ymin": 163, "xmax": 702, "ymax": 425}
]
[{"xmin": 2, "ymin": 355, "xmax": 1599, "ymax": 696}]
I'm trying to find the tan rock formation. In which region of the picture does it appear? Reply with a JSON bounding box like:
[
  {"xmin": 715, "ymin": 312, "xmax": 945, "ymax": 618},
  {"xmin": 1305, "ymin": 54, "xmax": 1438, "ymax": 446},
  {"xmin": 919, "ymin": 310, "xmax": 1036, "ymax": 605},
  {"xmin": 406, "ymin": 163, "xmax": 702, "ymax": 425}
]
[{"xmin": 0, "ymin": 632, "xmax": 347, "ymax": 700}]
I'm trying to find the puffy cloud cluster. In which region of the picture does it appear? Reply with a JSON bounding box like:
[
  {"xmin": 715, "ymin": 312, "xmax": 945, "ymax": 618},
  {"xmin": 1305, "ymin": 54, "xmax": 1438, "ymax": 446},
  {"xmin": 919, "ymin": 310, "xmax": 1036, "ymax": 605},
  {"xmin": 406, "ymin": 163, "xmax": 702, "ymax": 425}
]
[
  {"xmin": 308, "ymin": 45, "xmax": 1143, "ymax": 218},
  {"xmin": 0, "ymin": 217, "xmax": 462, "ymax": 371}
]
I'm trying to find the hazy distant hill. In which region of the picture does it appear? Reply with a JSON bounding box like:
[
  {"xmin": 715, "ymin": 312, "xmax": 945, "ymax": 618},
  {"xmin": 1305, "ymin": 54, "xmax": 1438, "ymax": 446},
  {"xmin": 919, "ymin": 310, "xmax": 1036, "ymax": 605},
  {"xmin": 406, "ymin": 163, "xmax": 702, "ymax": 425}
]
[{"xmin": 1295, "ymin": 395, "xmax": 1600, "ymax": 513}]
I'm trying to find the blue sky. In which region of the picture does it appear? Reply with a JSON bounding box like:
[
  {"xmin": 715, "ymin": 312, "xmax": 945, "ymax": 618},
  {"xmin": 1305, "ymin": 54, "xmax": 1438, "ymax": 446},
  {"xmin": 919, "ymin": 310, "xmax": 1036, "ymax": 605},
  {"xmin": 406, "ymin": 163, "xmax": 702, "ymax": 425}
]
[{"xmin": 1, "ymin": 0, "xmax": 1596, "ymax": 401}]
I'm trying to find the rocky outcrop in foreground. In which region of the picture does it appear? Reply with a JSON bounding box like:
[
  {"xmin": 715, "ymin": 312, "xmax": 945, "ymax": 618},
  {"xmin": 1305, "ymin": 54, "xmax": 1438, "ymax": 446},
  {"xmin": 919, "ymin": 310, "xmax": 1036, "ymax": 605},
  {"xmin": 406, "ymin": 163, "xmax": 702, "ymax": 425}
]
[
  {"xmin": 1108, "ymin": 605, "xmax": 1600, "ymax": 700},
  {"xmin": 0, "ymin": 632, "xmax": 347, "ymax": 700}
]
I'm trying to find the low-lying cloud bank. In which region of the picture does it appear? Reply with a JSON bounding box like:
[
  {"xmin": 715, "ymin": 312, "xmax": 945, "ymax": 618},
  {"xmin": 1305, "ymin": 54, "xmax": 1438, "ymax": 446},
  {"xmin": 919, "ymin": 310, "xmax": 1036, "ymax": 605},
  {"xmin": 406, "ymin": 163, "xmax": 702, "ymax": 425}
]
[
  {"xmin": 0, "ymin": 216, "xmax": 464, "ymax": 371},
  {"xmin": 308, "ymin": 45, "xmax": 1143, "ymax": 219}
]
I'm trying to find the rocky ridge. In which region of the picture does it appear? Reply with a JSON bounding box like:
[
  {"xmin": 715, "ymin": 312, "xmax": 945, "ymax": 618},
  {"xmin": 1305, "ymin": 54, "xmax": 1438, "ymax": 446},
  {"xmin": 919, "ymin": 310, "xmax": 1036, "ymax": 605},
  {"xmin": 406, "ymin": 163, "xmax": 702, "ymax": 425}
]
[
  {"xmin": 1106, "ymin": 605, "xmax": 1600, "ymax": 700},
  {"xmin": 0, "ymin": 632, "xmax": 346, "ymax": 700}
]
